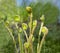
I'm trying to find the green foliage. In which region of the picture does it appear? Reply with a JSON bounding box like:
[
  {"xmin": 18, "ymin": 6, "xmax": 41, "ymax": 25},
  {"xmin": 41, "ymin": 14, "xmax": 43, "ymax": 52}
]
[
  {"xmin": 19, "ymin": 7, "xmax": 28, "ymax": 22},
  {"xmin": 0, "ymin": 23, "xmax": 11, "ymax": 53},
  {"xmin": 3, "ymin": 39, "xmax": 15, "ymax": 53},
  {"xmin": 0, "ymin": 0, "xmax": 18, "ymax": 20},
  {"xmin": 30, "ymin": 2, "xmax": 59, "ymax": 24}
]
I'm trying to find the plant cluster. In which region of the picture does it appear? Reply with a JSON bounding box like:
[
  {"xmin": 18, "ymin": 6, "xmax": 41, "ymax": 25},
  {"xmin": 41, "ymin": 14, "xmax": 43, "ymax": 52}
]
[{"xmin": 0, "ymin": 7, "xmax": 48, "ymax": 53}]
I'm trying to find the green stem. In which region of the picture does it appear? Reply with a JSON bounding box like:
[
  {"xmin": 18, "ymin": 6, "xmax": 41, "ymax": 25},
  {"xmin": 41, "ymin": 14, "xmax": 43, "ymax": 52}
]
[
  {"xmin": 23, "ymin": 30, "xmax": 28, "ymax": 42},
  {"xmin": 29, "ymin": 13, "xmax": 34, "ymax": 53},
  {"xmin": 37, "ymin": 22, "xmax": 44, "ymax": 53},
  {"xmin": 38, "ymin": 22, "xmax": 44, "ymax": 43},
  {"xmin": 32, "ymin": 24, "xmax": 37, "ymax": 34},
  {"xmin": 38, "ymin": 34, "xmax": 46, "ymax": 53},
  {"xmin": 18, "ymin": 33, "xmax": 24, "ymax": 53},
  {"xmin": 5, "ymin": 25, "xmax": 18, "ymax": 53},
  {"xmin": 24, "ymin": 47, "xmax": 28, "ymax": 53},
  {"xmin": 15, "ymin": 23, "xmax": 24, "ymax": 53},
  {"xmin": 29, "ymin": 13, "xmax": 33, "ymax": 35}
]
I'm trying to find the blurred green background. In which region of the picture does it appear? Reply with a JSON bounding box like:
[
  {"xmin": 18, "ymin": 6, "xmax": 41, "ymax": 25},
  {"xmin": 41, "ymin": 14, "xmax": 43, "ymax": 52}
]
[{"xmin": 0, "ymin": 0, "xmax": 60, "ymax": 53}]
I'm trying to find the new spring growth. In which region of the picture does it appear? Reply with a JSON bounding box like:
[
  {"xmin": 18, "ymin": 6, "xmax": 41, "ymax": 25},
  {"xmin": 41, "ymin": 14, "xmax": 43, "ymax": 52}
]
[
  {"xmin": 32, "ymin": 20, "xmax": 37, "ymax": 34},
  {"xmin": 40, "ymin": 15, "xmax": 45, "ymax": 22},
  {"xmin": 26, "ymin": 6, "xmax": 32, "ymax": 14},
  {"xmin": 41, "ymin": 26, "xmax": 48, "ymax": 35},
  {"xmin": 19, "ymin": 28, "xmax": 23, "ymax": 33},
  {"xmin": 39, "ymin": 15, "xmax": 44, "ymax": 35},
  {"xmin": 33, "ymin": 20, "xmax": 37, "ymax": 27},
  {"xmin": 24, "ymin": 42, "xmax": 30, "ymax": 48},
  {"xmin": 22, "ymin": 23, "xmax": 28, "ymax": 30},
  {"xmin": 14, "ymin": 15, "xmax": 20, "ymax": 22},
  {"xmin": 5, "ymin": 21, "xmax": 9, "ymax": 26}
]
